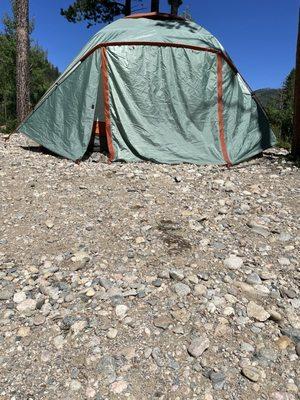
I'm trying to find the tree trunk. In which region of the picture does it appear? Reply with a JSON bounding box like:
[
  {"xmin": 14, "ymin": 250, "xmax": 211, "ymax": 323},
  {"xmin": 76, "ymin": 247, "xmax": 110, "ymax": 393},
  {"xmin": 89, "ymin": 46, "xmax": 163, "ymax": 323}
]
[
  {"xmin": 16, "ymin": 0, "xmax": 30, "ymax": 123},
  {"xmin": 124, "ymin": 0, "xmax": 131, "ymax": 16},
  {"xmin": 170, "ymin": 0, "xmax": 180, "ymax": 15},
  {"xmin": 151, "ymin": 0, "xmax": 159, "ymax": 13},
  {"xmin": 292, "ymin": 10, "xmax": 300, "ymax": 158}
]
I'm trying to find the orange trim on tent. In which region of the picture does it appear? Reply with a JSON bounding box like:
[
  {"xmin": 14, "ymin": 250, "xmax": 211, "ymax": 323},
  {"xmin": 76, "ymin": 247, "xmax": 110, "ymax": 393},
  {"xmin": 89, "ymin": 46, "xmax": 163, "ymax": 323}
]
[
  {"xmin": 80, "ymin": 42, "xmax": 238, "ymax": 74},
  {"xmin": 101, "ymin": 47, "xmax": 115, "ymax": 162},
  {"xmin": 217, "ymin": 54, "xmax": 232, "ymax": 166}
]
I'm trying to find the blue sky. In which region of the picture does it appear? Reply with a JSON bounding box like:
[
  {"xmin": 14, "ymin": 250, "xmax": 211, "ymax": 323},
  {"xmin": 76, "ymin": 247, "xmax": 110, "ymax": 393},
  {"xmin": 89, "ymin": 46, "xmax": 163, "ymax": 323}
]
[{"xmin": 0, "ymin": 0, "xmax": 299, "ymax": 89}]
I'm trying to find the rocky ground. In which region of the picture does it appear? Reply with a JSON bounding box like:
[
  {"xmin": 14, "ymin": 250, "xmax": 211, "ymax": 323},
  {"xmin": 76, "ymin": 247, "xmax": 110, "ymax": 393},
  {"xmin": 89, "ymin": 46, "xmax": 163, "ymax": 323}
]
[{"xmin": 0, "ymin": 133, "xmax": 299, "ymax": 400}]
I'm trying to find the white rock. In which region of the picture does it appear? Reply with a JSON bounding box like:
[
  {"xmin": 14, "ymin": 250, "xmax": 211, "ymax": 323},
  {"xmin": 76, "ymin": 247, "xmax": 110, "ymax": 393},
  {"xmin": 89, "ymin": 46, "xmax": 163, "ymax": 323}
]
[
  {"xmin": 86, "ymin": 288, "xmax": 95, "ymax": 297},
  {"xmin": 13, "ymin": 292, "xmax": 27, "ymax": 304},
  {"xmin": 278, "ymin": 257, "xmax": 290, "ymax": 266},
  {"xmin": 115, "ymin": 305, "xmax": 128, "ymax": 319},
  {"xmin": 247, "ymin": 301, "xmax": 270, "ymax": 322},
  {"xmin": 71, "ymin": 320, "xmax": 88, "ymax": 335},
  {"xmin": 53, "ymin": 335, "xmax": 65, "ymax": 350},
  {"xmin": 16, "ymin": 299, "xmax": 37, "ymax": 313},
  {"xmin": 17, "ymin": 326, "xmax": 31, "ymax": 337},
  {"xmin": 107, "ymin": 328, "xmax": 118, "ymax": 339},
  {"xmin": 45, "ymin": 219, "xmax": 54, "ymax": 229},
  {"xmin": 224, "ymin": 255, "xmax": 243, "ymax": 270},
  {"xmin": 194, "ymin": 284, "xmax": 207, "ymax": 296},
  {"xmin": 110, "ymin": 380, "xmax": 128, "ymax": 394},
  {"xmin": 71, "ymin": 251, "xmax": 90, "ymax": 262},
  {"xmin": 223, "ymin": 306, "xmax": 235, "ymax": 316},
  {"xmin": 85, "ymin": 387, "xmax": 96, "ymax": 398},
  {"xmin": 70, "ymin": 379, "xmax": 82, "ymax": 391}
]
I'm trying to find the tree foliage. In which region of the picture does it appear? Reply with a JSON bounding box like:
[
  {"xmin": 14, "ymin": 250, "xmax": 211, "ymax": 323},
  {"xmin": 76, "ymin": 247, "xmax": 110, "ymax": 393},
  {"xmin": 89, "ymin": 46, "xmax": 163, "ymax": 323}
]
[
  {"xmin": 61, "ymin": 0, "xmax": 142, "ymax": 27},
  {"xmin": 0, "ymin": 11, "xmax": 59, "ymax": 131},
  {"xmin": 260, "ymin": 69, "xmax": 295, "ymax": 148},
  {"xmin": 61, "ymin": 1, "xmax": 186, "ymax": 27}
]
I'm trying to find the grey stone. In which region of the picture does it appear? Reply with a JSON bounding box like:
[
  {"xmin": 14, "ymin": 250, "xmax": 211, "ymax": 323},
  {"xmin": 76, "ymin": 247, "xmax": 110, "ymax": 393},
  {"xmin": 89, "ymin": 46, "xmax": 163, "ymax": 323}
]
[
  {"xmin": 153, "ymin": 316, "xmax": 173, "ymax": 330},
  {"xmin": 151, "ymin": 347, "xmax": 164, "ymax": 367},
  {"xmin": 247, "ymin": 222, "xmax": 270, "ymax": 237},
  {"xmin": 296, "ymin": 342, "xmax": 300, "ymax": 356},
  {"xmin": 278, "ymin": 232, "xmax": 292, "ymax": 242},
  {"xmin": 99, "ymin": 278, "xmax": 113, "ymax": 289},
  {"xmin": 246, "ymin": 273, "xmax": 262, "ymax": 285},
  {"xmin": 152, "ymin": 279, "xmax": 162, "ymax": 287},
  {"xmin": 97, "ymin": 356, "xmax": 116, "ymax": 385},
  {"xmin": 281, "ymin": 327, "xmax": 300, "ymax": 342},
  {"xmin": 280, "ymin": 287, "xmax": 297, "ymax": 299},
  {"xmin": 169, "ymin": 270, "xmax": 185, "ymax": 281},
  {"xmin": 174, "ymin": 282, "xmax": 191, "ymax": 297},
  {"xmin": 209, "ymin": 371, "xmax": 226, "ymax": 390},
  {"xmin": 256, "ymin": 348, "xmax": 278, "ymax": 364},
  {"xmin": 197, "ymin": 272, "xmax": 209, "ymax": 281},
  {"xmin": 240, "ymin": 342, "xmax": 255, "ymax": 352},
  {"xmin": 167, "ymin": 355, "xmax": 180, "ymax": 370},
  {"xmin": 0, "ymin": 287, "xmax": 14, "ymax": 300}
]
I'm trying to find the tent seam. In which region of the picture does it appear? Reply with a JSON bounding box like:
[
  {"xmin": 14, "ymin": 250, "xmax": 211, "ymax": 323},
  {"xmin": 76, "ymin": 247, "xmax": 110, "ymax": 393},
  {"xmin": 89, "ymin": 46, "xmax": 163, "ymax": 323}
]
[{"xmin": 80, "ymin": 41, "xmax": 237, "ymax": 74}]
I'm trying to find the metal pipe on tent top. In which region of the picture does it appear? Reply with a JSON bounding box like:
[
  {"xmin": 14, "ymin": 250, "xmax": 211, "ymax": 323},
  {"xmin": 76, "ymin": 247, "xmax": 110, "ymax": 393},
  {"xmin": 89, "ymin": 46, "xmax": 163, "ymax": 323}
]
[{"xmin": 151, "ymin": 0, "xmax": 159, "ymax": 13}]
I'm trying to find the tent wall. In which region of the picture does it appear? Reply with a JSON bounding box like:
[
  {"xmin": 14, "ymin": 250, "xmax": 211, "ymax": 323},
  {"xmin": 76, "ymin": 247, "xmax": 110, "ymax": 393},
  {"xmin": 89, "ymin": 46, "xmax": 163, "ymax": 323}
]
[
  {"xmin": 106, "ymin": 45, "xmax": 225, "ymax": 164},
  {"xmin": 17, "ymin": 16, "xmax": 275, "ymax": 164},
  {"xmin": 94, "ymin": 69, "xmax": 105, "ymax": 122},
  {"xmin": 221, "ymin": 62, "xmax": 276, "ymax": 164},
  {"xmin": 18, "ymin": 51, "xmax": 101, "ymax": 161}
]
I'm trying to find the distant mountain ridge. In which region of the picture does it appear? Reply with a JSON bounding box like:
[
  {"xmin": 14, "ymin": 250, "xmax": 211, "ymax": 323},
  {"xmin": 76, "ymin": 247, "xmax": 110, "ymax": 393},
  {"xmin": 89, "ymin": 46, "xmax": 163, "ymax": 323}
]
[{"xmin": 254, "ymin": 88, "xmax": 282, "ymax": 108}]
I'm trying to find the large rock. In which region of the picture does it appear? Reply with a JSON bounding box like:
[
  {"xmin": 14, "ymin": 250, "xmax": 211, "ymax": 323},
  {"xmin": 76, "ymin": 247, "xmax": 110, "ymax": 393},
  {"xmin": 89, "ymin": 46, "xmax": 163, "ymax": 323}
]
[
  {"xmin": 247, "ymin": 301, "xmax": 270, "ymax": 321},
  {"xmin": 174, "ymin": 282, "xmax": 191, "ymax": 297},
  {"xmin": 16, "ymin": 299, "xmax": 37, "ymax": 313},
  {"xmin": 242, "ymin": 366, "xmax": 260, "ymax": 382},
  {"xmin": 224, "ymin": 255, "xmax": 243, "ymax": 270},
  {"xmin": 0, "ymin": 287, "xmax": 14, "ymax": 300},
  {"xmin": 188, "ymin": 336, "xmax": 210, "ymax": 358}
]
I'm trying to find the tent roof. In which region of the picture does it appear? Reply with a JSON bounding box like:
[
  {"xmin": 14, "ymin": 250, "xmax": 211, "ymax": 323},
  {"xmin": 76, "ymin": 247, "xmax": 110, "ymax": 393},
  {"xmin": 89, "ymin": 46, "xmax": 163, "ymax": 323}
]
[
  {"xmin": 83, "ymin": 15, "xmax": 223, "ymax": 54},
  {"xmin": 28, "ymin": 14, "xmax": 228, "ymax": 117},
  {"xmin": 62, "ymin": 15, "xmax": 225, "ymax": 77}
]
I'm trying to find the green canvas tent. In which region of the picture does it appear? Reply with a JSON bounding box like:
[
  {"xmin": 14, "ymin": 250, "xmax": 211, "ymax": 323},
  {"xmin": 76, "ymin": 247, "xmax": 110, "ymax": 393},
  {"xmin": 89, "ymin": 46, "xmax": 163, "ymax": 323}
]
[{"xmin": 18, "ymin": 12, "xmax": 276, "ymax": 165}]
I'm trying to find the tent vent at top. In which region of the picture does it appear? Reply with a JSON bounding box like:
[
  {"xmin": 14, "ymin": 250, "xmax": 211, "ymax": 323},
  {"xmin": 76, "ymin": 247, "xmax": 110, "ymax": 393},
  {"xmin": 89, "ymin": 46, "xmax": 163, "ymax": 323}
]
[{"xmin": 18, "ymin": 12, "xmax": 276, "ymax": 164}]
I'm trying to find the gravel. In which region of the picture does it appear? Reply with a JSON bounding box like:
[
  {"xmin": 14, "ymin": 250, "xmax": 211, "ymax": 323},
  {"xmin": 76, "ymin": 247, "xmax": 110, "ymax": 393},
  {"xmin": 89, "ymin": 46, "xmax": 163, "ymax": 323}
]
[{"xmin": 0, "ymin": 134, "xmax": 299, "ymax": 399}]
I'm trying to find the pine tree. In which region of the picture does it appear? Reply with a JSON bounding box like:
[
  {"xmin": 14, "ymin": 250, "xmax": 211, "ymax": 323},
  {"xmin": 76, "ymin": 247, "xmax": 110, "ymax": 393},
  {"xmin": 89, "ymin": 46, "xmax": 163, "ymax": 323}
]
[
  {"xmin": 291, "ymin": 10, "xmax": 300, "ymax": 158},
  {"xmin": 16, "ymin": 0, "xmax": 30, "ymax": 122},
  {"xmin": 0, "ymin": 5, "xmax": 59, "ymax": 131}
]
